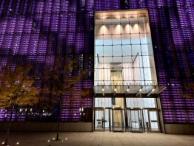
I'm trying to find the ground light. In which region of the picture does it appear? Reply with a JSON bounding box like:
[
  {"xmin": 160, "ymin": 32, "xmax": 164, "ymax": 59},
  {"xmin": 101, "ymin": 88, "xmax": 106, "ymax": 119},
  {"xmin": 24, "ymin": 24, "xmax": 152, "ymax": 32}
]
[
  {"xmin": 48, "ymin": 137, "xmax": 67, "ymax": 143},
  {"xmin": 1, "ymin": 141, "xmax": 19, "ymax": 145}
]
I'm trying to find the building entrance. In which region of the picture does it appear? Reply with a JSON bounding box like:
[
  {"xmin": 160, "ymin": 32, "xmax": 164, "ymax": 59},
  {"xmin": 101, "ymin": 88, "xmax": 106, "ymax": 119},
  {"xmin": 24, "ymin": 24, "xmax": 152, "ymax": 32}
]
[
  {"xmin": 128, "ymin": 108, "xmax": 144, "ymax": 132},
  {"xmin": 94, "ymin": 10, "xmax": 166, "ymax": 133},
  {"xmin": 112, "ymin": 108, "xmax": 125, "ymax": 132},
  {"xmin": 94, "ymin": 97, "xmax": 162, "ymax": 133}
]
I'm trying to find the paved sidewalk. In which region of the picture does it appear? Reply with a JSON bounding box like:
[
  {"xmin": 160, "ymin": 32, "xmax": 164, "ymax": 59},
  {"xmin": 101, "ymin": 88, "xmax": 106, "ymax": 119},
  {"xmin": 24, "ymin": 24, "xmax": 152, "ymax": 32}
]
[{"xmin": 0, "ymin": 132, "xmax": 194, "ymax": 146}]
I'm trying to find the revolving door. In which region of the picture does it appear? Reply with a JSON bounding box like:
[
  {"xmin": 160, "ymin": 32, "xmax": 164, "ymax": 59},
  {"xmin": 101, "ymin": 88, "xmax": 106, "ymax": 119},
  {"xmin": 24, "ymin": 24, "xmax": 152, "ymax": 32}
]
[{"xmin": 128, "ymin": 109, "xmax": 144, "ymax": 132}]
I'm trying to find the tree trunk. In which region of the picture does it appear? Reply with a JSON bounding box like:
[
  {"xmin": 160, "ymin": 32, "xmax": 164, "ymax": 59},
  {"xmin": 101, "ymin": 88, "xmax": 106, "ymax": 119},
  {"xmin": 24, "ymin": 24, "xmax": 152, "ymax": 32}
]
[
  {"xmin": 5, "ymin": 105, "xmax": 14, "ymax": 145},
  {"xmin": 56, "ymin": 114, "xmax": 60, "ymax": 140},
  {"xmin": 56, "ymin": 96, "xmax": 61, "ymax": 140}
]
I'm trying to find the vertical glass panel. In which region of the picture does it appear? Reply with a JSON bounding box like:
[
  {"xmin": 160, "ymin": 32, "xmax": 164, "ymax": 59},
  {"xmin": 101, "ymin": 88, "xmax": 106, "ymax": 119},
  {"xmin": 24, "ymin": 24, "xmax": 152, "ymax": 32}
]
[
  {"xmin": 141, "ymin": 44, "xmax": 149, "ymax": 55},
  {"xmin": 132, "ymin": 45, "xmax": 141, "ymax": 56},
  {"xmin": 104, "ymin": 46, "xmax": 112, "ymax": 56},
  {"xmin": 139, "ymin": 23, "xmax": 146, "ymax": 34},
  {"xmin": 147, "ymin": 43, "xmax": 154, "ymax": 55},
  {"xmin": 112, "ymin": 24, "xmax": 121, "ymax": 35},
  {"xmin": 140, "ymin": 37, "xmax": 147, "ymax": 44},
  {"xmin": 112, "ymin": 98, "xmax": 124, "ymax": 108},
  {"xmin": 105, "ymin": 109, "xmax": 111, "ymax": 128},
  {"xmin": 95, "ymin": 110, "xmax": 105, "ymax": 131},
  {"xmin": 95, "ymin": 46, "xmax": 103, "ymax": 56},
  {"xmin": 121, "ymin": 34, "xmax": 131, "ymax": 45},
  {"xmin": 149, "ymin": 111, "xmax": 159, "ymax": 131},
  {"xmin": 131, "ymin": 35, "xmax": 140, "ymax": 44},
  {"xmin": 122, "ymin": 45, "xmax": 131, "ymax": 56},
  {"xmin": 145, "ymin": 22, "xmax": 150, "ymax": 34},
  {"xmin": 121, "ymin": 23, "xmax": 131, "ymax": 34},
  {"xmin": 103, "ymin": 24, "xmax": 111, "ymax": 35},
  {"xmin": 143, "ymin": 110, "xmax": 149, "ymax": 132},
  {"xmin": 142, "ymin": 56, "xmax": 151, "ymax": 67},
  {"xmin": 104, "ymin": 35, "xmax": 112, "ymax": 45},
  {"xmin": 111, "ymin": 70, "xmax": 123, "ymax": 85},
  {"xmin": 113, "ymin": 46, "xmax": 122, "ymax": 56},
  {"xmin": 112, "ymin": 109, "xmax": 124, "ymax": 132},
  {"xmin": 144, "ymin": 68, "xmax": 152, "ymax": 84},
  {"xmin": 131, "ymin": 23, "xmax": 140, "ymax": 34},
  {"xmin": 95, "ymin": 35, "xmax": 104, "ymax": 46},
  {"xmin": 113, "ymin": 35, "xmax": 121, "ymax": 45},
  {"xmin": 95, "ymin": 25, "xmax": 102, "ymax": 35}
]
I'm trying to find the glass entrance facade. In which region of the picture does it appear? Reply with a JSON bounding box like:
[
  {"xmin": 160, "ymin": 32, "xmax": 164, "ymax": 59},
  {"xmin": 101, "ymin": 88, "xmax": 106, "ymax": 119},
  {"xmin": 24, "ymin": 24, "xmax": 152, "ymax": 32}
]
[
  {"xmin": 94, "ymin": 9, "xmax": 157, "ymax": 86},
  {"xmin": 94, "ymin": 10, "xmax": 162, "ymax": 132},
  {"xmin": 94, "ymin": 97, "xmax": 160, "ymax": 132}
]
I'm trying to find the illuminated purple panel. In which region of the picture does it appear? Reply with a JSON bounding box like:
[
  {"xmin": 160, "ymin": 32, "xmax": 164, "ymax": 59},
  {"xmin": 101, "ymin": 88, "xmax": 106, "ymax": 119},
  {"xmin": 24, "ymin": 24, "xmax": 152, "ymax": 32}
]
[{"xmin": 0, "ymin": 0, "xmax": 193, "ymax": 124}]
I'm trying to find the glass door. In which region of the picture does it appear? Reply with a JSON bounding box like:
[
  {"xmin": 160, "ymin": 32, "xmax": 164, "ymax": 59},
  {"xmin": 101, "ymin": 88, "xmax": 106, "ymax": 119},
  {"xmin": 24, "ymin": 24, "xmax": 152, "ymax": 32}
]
[
  {"xmin": 105, "ymin": 108, "xmax": 112, "ymax": 131},
  {"xmin": 148, "ymin": 110, "xmax": 160, "ymax": 132},
  {"xmin": 94, "ymin": 108, "xmax": 105, "ymax": 131},
  {"xmin": 128, "ymin": 109, "xmax": 144, "ymax": 132},
  {"xmin": 112, "ymin": 108, "xmax": 124, "ymax": 132}
]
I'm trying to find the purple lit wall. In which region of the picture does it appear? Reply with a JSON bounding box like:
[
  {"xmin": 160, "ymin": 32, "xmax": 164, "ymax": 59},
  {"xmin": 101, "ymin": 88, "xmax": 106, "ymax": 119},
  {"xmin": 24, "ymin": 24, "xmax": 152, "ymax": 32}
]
[{"xmin": 0, "ymin": 0, "xmax": 194, "ymax": 124}]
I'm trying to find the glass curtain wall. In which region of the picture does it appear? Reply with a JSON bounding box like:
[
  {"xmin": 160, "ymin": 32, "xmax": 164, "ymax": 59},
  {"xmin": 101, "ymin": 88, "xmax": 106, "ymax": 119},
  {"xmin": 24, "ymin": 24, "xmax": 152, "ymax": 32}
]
[{"xmin": 94, "ymin": 10, "xmax": 157, "ymax": 87}]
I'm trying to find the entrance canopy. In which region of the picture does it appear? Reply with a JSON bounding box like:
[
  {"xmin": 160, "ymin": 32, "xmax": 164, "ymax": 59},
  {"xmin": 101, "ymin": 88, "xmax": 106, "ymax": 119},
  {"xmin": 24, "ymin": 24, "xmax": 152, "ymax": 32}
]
[{"xmin": 93, "ymin": 85, "xmax": 166, "ymax": 97}]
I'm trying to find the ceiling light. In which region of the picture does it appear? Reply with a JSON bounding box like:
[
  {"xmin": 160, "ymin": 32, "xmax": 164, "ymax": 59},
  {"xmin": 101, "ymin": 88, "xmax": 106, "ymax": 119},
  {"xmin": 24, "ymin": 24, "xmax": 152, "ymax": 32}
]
[
  {"xmin": 139, "ymin": 86, "xmax": 143, "ymax": 92},
  {"xmin": 127, "ymin": 86, "xmax": 130, "ymax": 92},
  {"xmin": 114, "ymin": 86, "xmax": 117, "ymax": 92}
]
